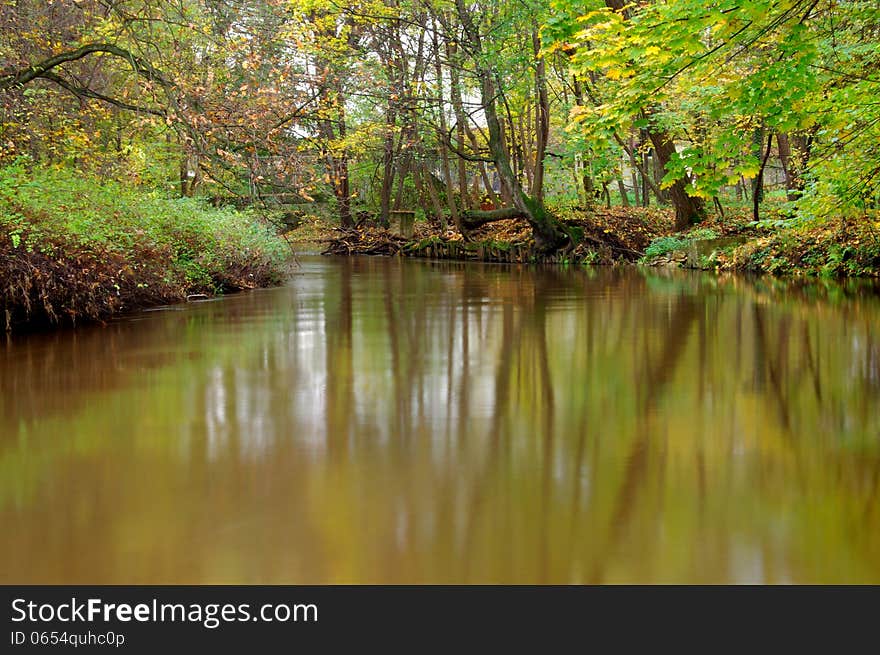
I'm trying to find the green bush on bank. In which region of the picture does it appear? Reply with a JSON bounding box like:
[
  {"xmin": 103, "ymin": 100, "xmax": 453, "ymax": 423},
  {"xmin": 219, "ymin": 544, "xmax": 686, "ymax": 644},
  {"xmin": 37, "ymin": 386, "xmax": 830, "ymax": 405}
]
[
  {"xmin": 0, "ymin": 162, "xmax": 293, "ymax": 329},
  {"xmin": 642, "ymin": 228, "xmax": 720, "ymax": 260},
  {"xmin": 731, "ymin": 225, "xmax": 880, "ymax": 278}
]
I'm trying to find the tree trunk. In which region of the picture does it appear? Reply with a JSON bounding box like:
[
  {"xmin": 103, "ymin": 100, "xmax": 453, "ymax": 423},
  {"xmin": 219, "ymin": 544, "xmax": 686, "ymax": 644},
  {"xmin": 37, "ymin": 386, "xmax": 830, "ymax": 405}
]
[
  {"xmin": 776, "ymin": 131, "xmax": 814, "ymax": 202},
  {"xmin": 317, "ymin": 108, "xmax": 352, "ymax": 227},
  {"xmin": 573, "ymin": 162, "xmax": 585, "ymax": 206},
  {"xmin": 333, "ymin": 85, "xmax": 352, "ymax": 228},
  {"xmin": 454, "ymin": 0, "xmax": 566, "ymax": 251},
  {"xmin": 335, "ymin": 154, "xmax": 352, "ymax": 227},
  {"xmin": 380, "ymin": 104, "xmax": 397, "ymax": 227},
  {"xmin": 615, "ymin": 131, "xmax": 663, "ymax": 203},
  {"xmin": 572, "ymin": 77, "xmax": 596, "ymax": 205},
  {"xmin": 421, "ymin": 164, "xmax": 446, "ymax": 231},
  {"xmin": 651, "ymin": 144, "xmax": 666, "ymax": 202},
  {"xmin": 447, "ymin": 38, "xmax": 470, "ymax": 210},
  {"xmin": 530, "ymin": 28, "xmax": 549, "ymax": 202},
  {"xmin": 312, "ymin": 20, "xmax": 354, "ymax": 229},
  {"xmin": 179, "ymin": 151, "xmax": 200, "ymax": 198},
  {"xmin": 523, "ymin": 95, "xmax": 534, "ymax": 191},
  {"xmin": 631, "ymin": 169, "xmax": 641, "ymax": 207},
  {"xmin": 603, "ymin": 0, "xmax": 704, "ymax": 229},
  {"xmin": 433, "ymin": 22, "xmax": 459, "ymax": 231},
  {"xmin": 751, "ymin": 128, "xmax": 765, "ymax": 211},
  {"xmin": 776, "ymin": 132, "xmax": 798, "ymax": 201},
  {"xmin": 584, "ymin": 174, "xmax": 596, "ymax": 204},
  {"xmin": 479, "ymin": 70, "xmax": 563, "ymax": 249},
  {"xmin": 617, "ymin": 179, "xmax": 630, "ymax": 207},
  {"xmin": 462, "ymin": 206, "xmax": 524, "ymax": 228},
  {"xmin": 754, "ymin": 132, "xmax": 774, "ymax": 222},
  {"xmin": 519, "ymin": 109, "xmax": 534, "ymax": 193},
  {"xmin": 647, "ymin": 122, "xmax": 705, "ymax": 230},
  {"xmin": 393, "ymin": 155, "xmax": 409, "ymax": 211}
]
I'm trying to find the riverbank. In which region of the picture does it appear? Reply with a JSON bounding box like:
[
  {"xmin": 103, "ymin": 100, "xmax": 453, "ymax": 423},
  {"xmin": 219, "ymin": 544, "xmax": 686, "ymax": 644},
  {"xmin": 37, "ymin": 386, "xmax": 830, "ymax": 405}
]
[
  {"xmin": 299, "ymin": 207, "xmax": 880, "ymax": 278},
  {"xmin": 1, "ymin": 165, "xmax": 293, "ymax": 331},
  {"xmin": 312, "ymin": 207, "xmax": 672, "ymax": 263}
]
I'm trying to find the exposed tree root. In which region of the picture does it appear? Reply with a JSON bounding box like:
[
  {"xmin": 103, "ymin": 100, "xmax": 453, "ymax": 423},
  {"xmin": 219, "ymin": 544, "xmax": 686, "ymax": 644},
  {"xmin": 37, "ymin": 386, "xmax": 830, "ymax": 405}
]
[{"xmin": 322, "ymin": 207, "xmax": 673, "ymax": 264}]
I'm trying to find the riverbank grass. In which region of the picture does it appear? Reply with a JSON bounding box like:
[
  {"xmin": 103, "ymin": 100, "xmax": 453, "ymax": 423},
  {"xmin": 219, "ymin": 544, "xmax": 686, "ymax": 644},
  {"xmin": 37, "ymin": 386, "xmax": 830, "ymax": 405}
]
[{"xmin": 1, "ymin": 163, "xmax": 293, "ymax": 330}]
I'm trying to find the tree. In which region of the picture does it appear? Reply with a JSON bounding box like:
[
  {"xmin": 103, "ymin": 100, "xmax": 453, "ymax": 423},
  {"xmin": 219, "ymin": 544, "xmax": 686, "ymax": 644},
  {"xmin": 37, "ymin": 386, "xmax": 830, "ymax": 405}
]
[
  {"xmin": 548, "ymin": 0, "xmax": 880, "ymax": 224},
  {"xmin": 1, "ymin": 0, "xmax": 322, "ymax": 201},
  {"xmin": 448, "ymin": 0, "xmax": 568, "ymax": 251}
]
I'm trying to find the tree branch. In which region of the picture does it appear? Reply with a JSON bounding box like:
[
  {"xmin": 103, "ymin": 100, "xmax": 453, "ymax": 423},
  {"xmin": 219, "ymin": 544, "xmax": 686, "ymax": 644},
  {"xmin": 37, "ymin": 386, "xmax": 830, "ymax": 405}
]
[
  {"xmin": 39, "ymin": 72, "xmax": 166, "ymax": 116},
  {"xmin": 0, "ymin": 43, "xmax": 169, "ymax": 91},
  {"xmin": 462, "ymin": 206, "xmax": 525, "ymax": 228}
]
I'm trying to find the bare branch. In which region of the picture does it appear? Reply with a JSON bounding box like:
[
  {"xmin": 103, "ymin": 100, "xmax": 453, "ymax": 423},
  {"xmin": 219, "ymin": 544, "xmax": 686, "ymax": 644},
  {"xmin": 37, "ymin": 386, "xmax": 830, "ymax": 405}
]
[{"xmin": 0, "ymin": 43, "xmax": 170, "ymax": 91}]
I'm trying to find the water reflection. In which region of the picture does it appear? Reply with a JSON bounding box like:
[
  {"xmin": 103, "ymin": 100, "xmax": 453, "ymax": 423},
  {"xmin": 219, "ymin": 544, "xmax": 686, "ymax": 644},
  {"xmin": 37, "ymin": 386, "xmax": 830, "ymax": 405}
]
[{"xmin": 1, "ymin": 258, "xmax": 879, "ymax": 583}]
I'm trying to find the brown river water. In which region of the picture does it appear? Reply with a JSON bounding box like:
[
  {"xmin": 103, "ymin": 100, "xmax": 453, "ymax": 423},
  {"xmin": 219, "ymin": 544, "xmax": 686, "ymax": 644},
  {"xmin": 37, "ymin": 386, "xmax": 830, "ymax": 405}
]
[{"xmin": 1, "ymin": 256, "xmax": 879, "ymax": 583}]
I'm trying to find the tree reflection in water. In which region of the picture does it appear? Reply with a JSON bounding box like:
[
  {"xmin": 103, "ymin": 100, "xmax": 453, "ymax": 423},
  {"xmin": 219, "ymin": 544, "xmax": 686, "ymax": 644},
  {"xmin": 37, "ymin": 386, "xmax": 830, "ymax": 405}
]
[{"xmin": 1, "ymin": 258, "xmax": 878, "ymax": 583}]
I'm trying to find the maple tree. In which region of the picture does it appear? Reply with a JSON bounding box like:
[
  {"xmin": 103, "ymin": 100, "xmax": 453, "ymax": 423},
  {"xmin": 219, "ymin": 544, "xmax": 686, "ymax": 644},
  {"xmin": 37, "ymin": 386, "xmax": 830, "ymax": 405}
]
[{"xmin": 545, "ymin": 0, "xmax": 880, "ymax": 223}]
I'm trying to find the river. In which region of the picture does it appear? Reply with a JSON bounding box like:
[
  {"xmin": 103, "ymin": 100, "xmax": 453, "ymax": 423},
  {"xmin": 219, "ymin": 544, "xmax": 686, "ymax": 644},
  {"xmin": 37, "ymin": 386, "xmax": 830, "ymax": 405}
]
[{"xmin": 2, "ymin": 256, "xmax": 879, "ymax": 583}]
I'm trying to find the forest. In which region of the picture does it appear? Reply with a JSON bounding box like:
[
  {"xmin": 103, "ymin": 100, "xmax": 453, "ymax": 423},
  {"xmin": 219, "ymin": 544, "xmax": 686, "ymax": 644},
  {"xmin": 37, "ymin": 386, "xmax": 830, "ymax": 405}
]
[
  {"xmin": 2, "ymin": 0, "xmax": 880, "ymax": 327},
  {"xmin": 3, "ymin": 1, "xmax": 880, "ymax": 593}
]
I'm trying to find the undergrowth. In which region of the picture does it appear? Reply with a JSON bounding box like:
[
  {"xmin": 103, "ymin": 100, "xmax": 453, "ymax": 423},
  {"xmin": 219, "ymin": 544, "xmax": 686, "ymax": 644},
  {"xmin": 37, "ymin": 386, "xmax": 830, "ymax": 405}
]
[
  {"xmin": 643, "ymin": 228, "xmax": 720, "ymax": 259},
  {"xmin": 1, "ymin": 162, "xmax": 293, "ymax": 330}
]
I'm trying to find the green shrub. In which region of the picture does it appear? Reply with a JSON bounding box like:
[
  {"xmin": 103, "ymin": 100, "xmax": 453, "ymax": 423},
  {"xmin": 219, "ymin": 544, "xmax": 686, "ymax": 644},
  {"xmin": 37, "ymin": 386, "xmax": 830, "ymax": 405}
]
[
  {"xmin": 687, "ymin": 227, "xmax": 720, "ymax": 241},
  {"xmin": 643, "ymin": 227, "xmax": 721, "ymax": 260},
  {"xmin": 644, "ymin": 235, "xmax": 688, "ymax": 258},
  {"xmin": 0, "ymin": 163, "xmax": 293, "ymax": 328}
]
